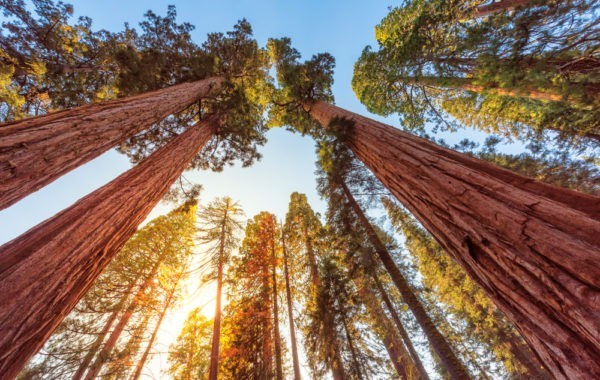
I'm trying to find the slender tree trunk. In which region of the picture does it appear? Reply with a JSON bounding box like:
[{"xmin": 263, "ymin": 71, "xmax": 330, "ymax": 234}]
[
  {"xmin": 355, "ymin": 277, "xmax": 417, "ymax": 380},
  {"xmin": 282, "ymin": 230, "xmax": 302, "ymax": 380},
  {"xmin": 0, "ymin": 119, "xmax": 217, "ymax": 379},
  {"xmin": 208, "ymin": 210, "xmax": 228, "ymax": 380},
  {"xmin": 83, "ymin": 255, "xmax": 166, "ymax": 380},
  {"xmin": 341, "ymin": 317, "xmax": 364, "ymax": 380},
  {"xmin": 340, "ymin": 180, "xmax": 470, "ymax": 380},
  {"xmin": 129, "ymin": 279, "xmax": 179, "ymax": 380},
  {"xmin": 472, "ymin": 0, "xmax": 533, "ymax": 18},
  {"xmin": 271, "ymin": 237, "xmax": 284, "ymax": 380},
  {"xmin": 372, "ymin": 275, "xmax": 430, "ymax": 380},
  {"xmin": 0, "ymin": 76, "xmax": 223, "ymax": 210},
  {"xmin": 409, "ymin": 76, "xmax": 565, "ymax": 102},
  {"xmin": 307, "ymin": 100, "xmax": 600, "ymax": 379},
  {"xmin": 72, "ymin": 281, "xmax": 137, "ymax": 380}
]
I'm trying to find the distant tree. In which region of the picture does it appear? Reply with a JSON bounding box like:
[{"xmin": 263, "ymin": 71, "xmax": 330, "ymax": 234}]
[
  {"xmin": 196, "ymin": 197, "xmax": 244, "ymax": 380},
  {"xmin": 166, "ymin": 309, "xmax": 213, "ymax": 380}
]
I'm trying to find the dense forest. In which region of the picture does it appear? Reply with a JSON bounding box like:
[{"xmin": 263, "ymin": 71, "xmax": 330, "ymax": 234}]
[{"xmin": 0, "ymin": 0, "xmax": 599, "ymax": 379}]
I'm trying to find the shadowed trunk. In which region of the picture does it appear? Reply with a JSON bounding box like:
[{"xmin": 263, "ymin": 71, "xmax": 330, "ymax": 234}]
[
  {"xmin": 306, "ymin": 100, "xmax": 600, "ymax": 379},
  {"xmin": 0, "ymin": 119, "xmax": 217, "ymax": 379},
  {"xmin": 341, "ymin": 316, "xmax": 364, "ymax": 380},
  {"xmin": 0, "ymin": 76, "xmax": 223, "ymax": 210},
  {"xmin": 355, "ymin": 276, "xmax": 419, "ymax": 379},
  {"xmin": 282, "ymin": 231, "xmax": 301, "ymax": 380},
  {"xmin": 372, "ymin": 275, "xmax": 430, "ymax": 380},
  {"xmin": 339, "ymin": 180, "xmax": 470, "ymax": 380}
]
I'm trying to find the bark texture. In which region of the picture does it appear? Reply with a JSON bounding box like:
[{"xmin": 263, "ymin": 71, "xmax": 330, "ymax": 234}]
[
  {"xmin": 271, "ymin": 238, "xmax": 284, "ymax": 380},
  {"xmin": 307, "ymin": 100, "xmax": 600, "ymax": 379},
  {"xmin": 0, "ymin": 76, "xmax": 223, "ymax": 210},
  {"xmin": 340, "ymin": 181, "xmax": 470, "ymax": 380},
  {"xmin": 0, "ymin": 119, "xmax": 216, "ymax": 379}
]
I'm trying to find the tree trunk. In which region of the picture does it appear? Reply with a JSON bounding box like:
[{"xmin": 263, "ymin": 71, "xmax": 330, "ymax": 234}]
[
  {"xmin": 0, "ymin": 76, "xmax": 223, "ymax": 210},
  {"xmin": 341, "ymin": 317, "xmax": 364, "ymax": 380},
  {"xmin": 71, "ymin": 281, "xmax": 137, "ymax": 380},
  {"xmin": 409, "ymin": 76, "xmax": 566, "ymax": 103},
  {"xmin": 208, "ymin": 212, "xmax": 228, "ymax": 380},
  {"xmin": 340, "ymin": 180, "xmax": 470, "ymax": 380},
  {"xmin": 82, "ymin": 253, "xmax": 167, "ymax": 380},
  {"xmin": 372, "ymin": 275, "xmax": 430, "ymax": 380},
  {"xmin": 472, "ymin": 0, "xmax": 533, "ymax": 18},
  {"xmin": 355, "ymin": 277, "xmax": 418, "ymax": 379},
  {"xmin": 271, "ymin": 237, "xmax": 284, "ymax": 380},
  {"xmin": 307, "ymin": 100, "xmax": 600, "ymax": 379},
  {"xmin": 282, "ymin": 230, "xmax": 302, "ymax": 380},
  {"xmin": 129, "ymin": 279, "xmax": 179, "ymax": 380},
  {"xmin": 0, "ymin": 119, "xmax": 217, "ymax": 379}
]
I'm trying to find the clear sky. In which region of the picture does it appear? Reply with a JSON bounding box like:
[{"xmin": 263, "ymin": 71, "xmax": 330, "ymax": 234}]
[{"xmin": 1, "ymin": 1, "xmax": 482, "ymax": 377}]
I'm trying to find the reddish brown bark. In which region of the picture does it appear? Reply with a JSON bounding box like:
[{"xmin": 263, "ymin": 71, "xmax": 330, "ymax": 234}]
[
  {"xmin": 340, "ymin": 181, "xmax": 470, "ymax": 380},
  {"xmin": 307, "ymin": 100, "xmax": 600, "ymax": 379},
  {"xmin": 472, "ymin": 0, "xmax": 533, "ymax": 18},
  {"xmin": 0, "ymin": 119, "xmax": 216, "ymax": 379},
  {"xmin": 282, "ymin": 230, "xmax": 302, "ymax": 380},
  {"xmin": 0, "ymin": 76, "xmax": 223, "ymax": 210}
]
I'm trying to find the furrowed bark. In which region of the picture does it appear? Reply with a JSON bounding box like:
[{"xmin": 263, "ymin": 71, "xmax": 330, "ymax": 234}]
[
  {"xmin": 307, "ymin": 100, "xmax": 600, "ymax": 379},
  {"xmin": 0, "ymin": 76, "xmax": 223, "ymax": 210},
  {"xmin": 340, "ymin": 181, "xmax": 470, "ymax": 380},
  {"xmin": 0, "ymin": 119, "xmax": 217, "ymax": 379}
]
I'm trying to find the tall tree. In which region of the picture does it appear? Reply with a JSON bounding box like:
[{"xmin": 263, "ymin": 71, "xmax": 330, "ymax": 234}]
[
  {"xmin": 0, "ymin": 119, "xmax": 214, "ymax": 378},
  {"xmin": 0, "ymin": 76, "xmax": 222, "ymax": 210},
  {"xmin": 220, "ymin": 212, "xmax": 281, "ymax": 379},
  {"xmin": 307, "ymin": 101, "xmax": 600, "ymax": 378},
  {"xmin": 166, "ymin": 309, "xmax": 213, "ymax": 380},
  {"xmin": 281, "ymin": 227, "xmax": 301, "ymax": 380},
  {"xmin": 383, "ymin": 197, "xmax": 549, "ymax": 378},
  {"xmin": 269, "ymin": 37, "xmax": 599, "ymax": 377},
  {"xmin": 197, "ymin": 197, "xmax": 244, "ymax": 380}
]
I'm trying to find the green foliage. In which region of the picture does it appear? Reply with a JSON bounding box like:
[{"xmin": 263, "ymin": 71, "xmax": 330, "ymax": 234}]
[
  {"xmin": 383, "ymin": 197, "xmax": 546, "ymax": 377},
  {"xmin": 167, "ymin": 309, "xmax": 213, "ymax": 380},
  {"xmin": 19, "ymin": 202, "xmax": 198, "ymax": 379},
  {"xmin": 267, "ymin": 37, "xmax": 335, "ymax": 135},
  {"xmin": 118, "ymin": 17, "xmax": 272, "ymax": 172},
  {"xmin": 353, "ymin": 0, "xmax": 600, "ymax": 147}
]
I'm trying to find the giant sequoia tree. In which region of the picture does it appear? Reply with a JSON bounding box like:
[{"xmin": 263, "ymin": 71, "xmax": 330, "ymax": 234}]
[{"xmin": 269, "ymin": 37, "xmax": 600, "ymax": 378}]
